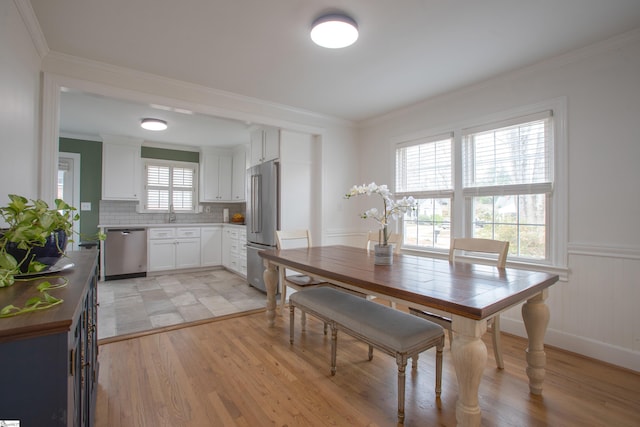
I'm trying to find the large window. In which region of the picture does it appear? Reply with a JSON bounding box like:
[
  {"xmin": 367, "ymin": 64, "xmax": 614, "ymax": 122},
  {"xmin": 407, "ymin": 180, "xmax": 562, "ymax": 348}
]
[
  {"xmin": 463, "ymin": 111, "xmax": 552, "ymax": 259},
  {"xmin": 144, "ymin": 160, "xmax": 198, "ymax": 212},
  {"xmin": 396, "ymin": 134, "xmax": 453, "ymax": 249},
  {"xmin": 395, "ymin": 104, "xmax": 564, "ymax": 266}
]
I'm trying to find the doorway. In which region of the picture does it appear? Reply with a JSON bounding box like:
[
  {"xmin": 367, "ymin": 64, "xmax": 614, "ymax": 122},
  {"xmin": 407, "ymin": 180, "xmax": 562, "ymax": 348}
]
[{"xmin": 58, "ymin": 152, "xmax": 81, "ymax": 251}]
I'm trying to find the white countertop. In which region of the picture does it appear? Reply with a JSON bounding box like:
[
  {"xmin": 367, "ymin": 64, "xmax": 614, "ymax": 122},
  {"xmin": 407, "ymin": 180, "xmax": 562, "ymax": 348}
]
[{"xmin": 98, "ymin": 223, "xmax": 246, "ymax": 229}]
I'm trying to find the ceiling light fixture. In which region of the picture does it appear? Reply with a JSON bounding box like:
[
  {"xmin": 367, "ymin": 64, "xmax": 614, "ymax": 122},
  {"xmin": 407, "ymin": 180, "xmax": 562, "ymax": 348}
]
[
  {"xmin": 140, "ymin": 118, "xmax": 168, "ymax": 131},
  {"xmin": 310, "ymin": 14, "xmax": 358, "ymax": 49}
]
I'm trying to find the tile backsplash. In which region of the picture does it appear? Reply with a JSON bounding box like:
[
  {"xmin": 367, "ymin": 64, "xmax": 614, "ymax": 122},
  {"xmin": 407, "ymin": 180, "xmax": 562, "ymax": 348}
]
[{"xmin": 99, "ymin": 200, "xmax": 245, "ymax": 225}]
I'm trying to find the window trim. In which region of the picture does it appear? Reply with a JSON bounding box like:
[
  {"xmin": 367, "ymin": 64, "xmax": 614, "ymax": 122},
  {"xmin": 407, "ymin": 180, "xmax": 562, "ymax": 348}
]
[
  {"xmin": 141, "ymin": 158, "xmax": 199, "ymax": 213},
  {"xmin": 391, "ymin": 97, "xmax": 567, "ymax": 269}
]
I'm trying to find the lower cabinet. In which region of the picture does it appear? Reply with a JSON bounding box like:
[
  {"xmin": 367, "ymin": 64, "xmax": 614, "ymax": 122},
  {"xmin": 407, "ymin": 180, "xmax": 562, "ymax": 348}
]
[
  {"xmin": 148, "ymin": 227, "xmax": 201, "ymax": 272},
  {"xmin": 223, "ymin": 225, "xmax": 247, "ymax": 277},
  {"xmin": 147, "ymin": 225, "xmax": 245, "ymax": 275},
  {"xmin": 201, "ymin": 226, "xmax": 223, "ymax": 266},
  {"xmin": 0, "ymin": 250, "xmax": 99, "ymax": 427}
]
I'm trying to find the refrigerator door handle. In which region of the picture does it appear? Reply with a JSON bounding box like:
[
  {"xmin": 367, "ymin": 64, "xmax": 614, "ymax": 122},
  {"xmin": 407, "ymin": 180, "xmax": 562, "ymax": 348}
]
[{"xmin": 251, "ymin": 173, "xmax": 262, "ymax": 234}]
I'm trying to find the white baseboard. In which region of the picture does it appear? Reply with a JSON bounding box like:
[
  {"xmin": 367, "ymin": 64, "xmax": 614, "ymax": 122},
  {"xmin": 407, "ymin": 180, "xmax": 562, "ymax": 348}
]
[{"xmin": 500, "ymin": 317, "xmax": 639, "ymax": 373}]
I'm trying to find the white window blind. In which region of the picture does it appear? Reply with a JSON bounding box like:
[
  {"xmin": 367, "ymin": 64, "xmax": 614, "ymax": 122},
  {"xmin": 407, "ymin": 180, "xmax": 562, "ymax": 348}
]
[
  {"xmin": 145, "ymin": 161, "xmax": 196, "ymax": 212},
  {"xmin": 462, "ymin": 111, "xmax": 553, "ymax": 259},
  {"xmin": 395, "ymin": 133, "xmax": 453, "ymax": 196},
  {"xmin": 462, "ymin": 111, "xmax": 552, "ymax": 196},
  {"xmin": 172, "ymin": 167, "xmax": 194, "ymax": 211},
  {"xmin": 395, "ymin": 134, "xmax": 453, "ymax": 250}
]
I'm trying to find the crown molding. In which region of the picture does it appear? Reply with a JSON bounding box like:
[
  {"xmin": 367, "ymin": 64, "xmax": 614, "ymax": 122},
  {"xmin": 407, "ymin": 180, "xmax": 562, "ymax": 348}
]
[
  {"xmin": 43, "ymin": 50, "xmax": 354, "ymax": 131},
  {"xmin": 14, "ymin": 0, "xmax": 49, "ymax": 58}
]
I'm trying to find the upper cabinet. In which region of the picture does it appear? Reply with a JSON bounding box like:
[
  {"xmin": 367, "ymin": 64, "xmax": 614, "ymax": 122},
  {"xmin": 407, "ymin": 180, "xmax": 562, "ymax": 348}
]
[
  {"xmin": 200, "ymin": 148, "xmax": 233, "ymax": 202},
  {"xmin": 231, "ymin": 146, "xmax": 247, "ymax": 201},
  {"xmin": 102, "ymin": 135, "xmax": 142, "ymax": 201},
  {"xmin": 250, "ymin": 126, "xmax": 279, "ymax": 166}
]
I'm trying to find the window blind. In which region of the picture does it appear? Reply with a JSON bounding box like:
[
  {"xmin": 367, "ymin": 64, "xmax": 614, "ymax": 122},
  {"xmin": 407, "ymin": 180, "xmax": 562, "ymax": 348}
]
[
  {"xmin": 145, "ymin": 163, "xmax": 196, "ymax": 211},
  {"xmin": 462, "ymin": 112, "xmax": 552, "ymax": 191},
  {"xmin": 395, "ymin": 133, "xmax": 453, "ymax": 195}
]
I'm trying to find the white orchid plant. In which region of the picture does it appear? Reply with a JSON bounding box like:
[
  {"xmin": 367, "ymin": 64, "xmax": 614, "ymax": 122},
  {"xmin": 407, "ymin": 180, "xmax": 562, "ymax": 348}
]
[{"xmin": 345, "ymin": 182, "xmax": 416, "ymax": 246}]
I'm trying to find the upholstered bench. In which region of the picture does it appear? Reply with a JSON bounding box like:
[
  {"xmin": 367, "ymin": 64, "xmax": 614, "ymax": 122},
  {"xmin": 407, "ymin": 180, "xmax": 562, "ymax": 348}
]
[{"xmin": 289, "ymin": 287, "xmax": 444, "ymax": 424}]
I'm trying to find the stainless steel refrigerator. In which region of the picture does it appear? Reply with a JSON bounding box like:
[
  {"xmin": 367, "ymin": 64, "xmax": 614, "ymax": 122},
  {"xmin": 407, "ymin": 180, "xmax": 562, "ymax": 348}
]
[{"xmin": 246, "ymin": 159, "xmax": 279, "ymax": 292}]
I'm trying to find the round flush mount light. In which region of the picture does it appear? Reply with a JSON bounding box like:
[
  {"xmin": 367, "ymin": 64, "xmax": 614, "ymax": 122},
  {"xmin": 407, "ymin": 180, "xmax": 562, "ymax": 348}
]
[
  {"xmin": 140, "ymin": 118, "xmax": 168, "ymax": 131},
  {"xmin": 310, "ymin": 14, "xmax": 358, "ymax": 49}
]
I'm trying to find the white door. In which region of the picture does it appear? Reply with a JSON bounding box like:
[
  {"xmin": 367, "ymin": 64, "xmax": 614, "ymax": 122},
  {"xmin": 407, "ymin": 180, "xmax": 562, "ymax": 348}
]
[{"xmin": 58, "ymin": 153, "xmax": 81, "ymax": 251}]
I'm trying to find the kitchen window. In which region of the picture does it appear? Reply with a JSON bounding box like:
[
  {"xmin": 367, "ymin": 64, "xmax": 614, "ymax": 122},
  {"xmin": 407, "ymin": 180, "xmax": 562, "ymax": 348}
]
[
  {"xmin": 144, "ymin": 160, "xmax": 198, "ymax": 212},
  {"xmin": 395, "ymin": 99, "xmax": 567, "ymax": 267}
]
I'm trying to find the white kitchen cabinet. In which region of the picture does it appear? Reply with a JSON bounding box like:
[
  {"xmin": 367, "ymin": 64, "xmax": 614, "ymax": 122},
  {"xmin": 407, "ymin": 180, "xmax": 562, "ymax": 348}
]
[
  {"xmin": 237, "ymin": 228, "xmax": 247, "ymax": 276},
  {"xmin": 231, "ymin": 146, "xmax": 247, "ymax": 201},
  {"xmin": 148, "ymin": 227, "xmax": 201, "ymax": 272},
  {"xmin": 174, "ymin": 237, "xmax": 201, "ymax": 269},
  {"xmin": 222, "ymin": 226, "xmax": 232, "ymax": 268},
  {"xmin": 102, "ymin": 136, "xmax": 142, "ymax": 200},
  {"xmin": 222, "ymin": 225, "xmax": 246, "ymax": 277},
  {"xmin": 201, "ymin": 226, "xmax": 223, "ymax": 266},
  {"xmin": 200, "ymin": 149, "xmax": 233, "ymax": 202},
  {"xmin": 148, "ymin": 238, "xmax": 177, "ymax": 272},
  {"xmin": 250, "ymin": 127, "xmax": 279, "ymax": 166}
]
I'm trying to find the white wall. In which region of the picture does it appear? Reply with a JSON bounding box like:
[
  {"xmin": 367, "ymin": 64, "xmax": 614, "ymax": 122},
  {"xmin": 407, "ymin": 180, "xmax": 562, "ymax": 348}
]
[
  {"xmin": 0, "ymin": 1, "xmax": 43, "ymax": 204},
  {"xmin": 357, "ymin": 29, "xmax": 640, "ymax": 371}
]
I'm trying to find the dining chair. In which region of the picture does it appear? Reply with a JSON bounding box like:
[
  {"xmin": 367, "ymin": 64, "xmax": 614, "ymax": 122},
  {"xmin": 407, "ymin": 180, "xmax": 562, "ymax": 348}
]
[
  {"xmin": 276, "ymin": 230, "xmax": 328, "ymax": 326},
  {"xmin": 365, "ymin": 230, "xmax": 403, "ymax": 254},
  {"xmin": 409, "ymin": 237, "xmax": 509, "ymax": 369},
  {"xmin": 365, "ymin": 231, "xmax": 403, "ymax": 309}
]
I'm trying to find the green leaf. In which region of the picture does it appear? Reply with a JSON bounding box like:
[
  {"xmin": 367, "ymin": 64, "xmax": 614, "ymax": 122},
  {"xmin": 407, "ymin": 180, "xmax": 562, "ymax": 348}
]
[
  {"xmin": 37, "ymin": 281, "xmax": 52, "ymax": 292},
  {"xmin": 0, "ymin": 252, "xmax": 18, "ymax": 270},
  {"xmin": 1, "ymin": 305, "xmax": 20, "ymax": 316},
  {"xmin": 42, "ymin": 292, "xmax": 62, "ymax": 304},
  {"xmin": 25, "ymin": 296, "xmax": 42, "ymax": 308},
  {"xmin": 27, "ymin": 261, "xmax": 48, "ymax": 273}
]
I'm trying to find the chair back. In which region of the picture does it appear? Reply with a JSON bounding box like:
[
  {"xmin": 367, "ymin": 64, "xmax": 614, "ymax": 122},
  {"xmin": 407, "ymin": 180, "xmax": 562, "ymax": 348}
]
[
  {"xmin": 276, "ymin": 229, "xmax": 313, "ymax": 250},
  {"xmin": 366, "ymin": 231, "xmax": 403, "ymax": 254},
  {"xmin": 448, "ymin": 238, "xmax": 509, "ymax": 267}
]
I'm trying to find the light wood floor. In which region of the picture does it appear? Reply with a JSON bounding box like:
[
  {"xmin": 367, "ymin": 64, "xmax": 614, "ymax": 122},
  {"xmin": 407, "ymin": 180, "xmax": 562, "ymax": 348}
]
[{"xmin": 95, "ymin": 309, "xmax": 640, "ymax": 427}]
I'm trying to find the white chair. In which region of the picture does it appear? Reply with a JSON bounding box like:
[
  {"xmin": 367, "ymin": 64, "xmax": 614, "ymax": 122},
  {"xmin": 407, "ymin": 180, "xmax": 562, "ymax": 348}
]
[
  {"xmin": 365, "ymin": 231, "xmax": 403, "ymax": 308},
  {"xmin": 365, "ymin": 230, "xmax": 403, "ymax": 254},
  {"xmin": 276, "ymin": 230, "xmax": 328, "ymax": 327},
  {"xmin": 409, "ymin": 237, "xmax": 509, "ymax": 369}
]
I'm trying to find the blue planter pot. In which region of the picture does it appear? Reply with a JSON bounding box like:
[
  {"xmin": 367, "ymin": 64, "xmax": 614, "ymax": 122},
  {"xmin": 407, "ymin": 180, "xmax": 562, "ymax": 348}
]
[{"xmin": 5, "ymin": 230, "xmax": 68, "ymax": 273}]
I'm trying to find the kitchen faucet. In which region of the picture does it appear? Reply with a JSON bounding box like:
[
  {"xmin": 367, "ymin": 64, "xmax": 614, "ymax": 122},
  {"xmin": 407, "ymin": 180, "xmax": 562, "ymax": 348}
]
[{"xmin": 168, "ymin": 204, "xmax": 177, "ymax": 223}]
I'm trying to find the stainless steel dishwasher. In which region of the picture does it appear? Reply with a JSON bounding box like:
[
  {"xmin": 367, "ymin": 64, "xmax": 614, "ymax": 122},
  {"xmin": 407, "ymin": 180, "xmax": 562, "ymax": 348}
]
[{"xmin": 104, "ymin": 228, "xmax": 147, "ymax": 280}]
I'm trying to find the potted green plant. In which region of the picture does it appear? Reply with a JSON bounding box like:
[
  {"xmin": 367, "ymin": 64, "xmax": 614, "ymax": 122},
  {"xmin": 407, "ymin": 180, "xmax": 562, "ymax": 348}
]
[{"xmin": 0, "ymin": 194, "xmax": 79, "ymax": 287}]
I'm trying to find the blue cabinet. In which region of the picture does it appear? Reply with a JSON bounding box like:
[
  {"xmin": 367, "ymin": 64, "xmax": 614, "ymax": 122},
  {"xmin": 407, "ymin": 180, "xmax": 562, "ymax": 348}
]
[{"xmin": 0, "ymin": 250, "xmax": 99, "ymax": 426}]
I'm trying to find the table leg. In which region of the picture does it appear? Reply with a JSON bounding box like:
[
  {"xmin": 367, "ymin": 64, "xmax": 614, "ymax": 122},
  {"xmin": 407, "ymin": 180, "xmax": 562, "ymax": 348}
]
[
  {"xmin": 451, "ymin": 315, "xmax": 487, "ymax": 427},
  {"xmin": 263, "ymin": 260, "xmax": 278, "ymax": 327},
  {"xmin": 522, "ymin": 289, "xmax": 550, "ymax": 395}
]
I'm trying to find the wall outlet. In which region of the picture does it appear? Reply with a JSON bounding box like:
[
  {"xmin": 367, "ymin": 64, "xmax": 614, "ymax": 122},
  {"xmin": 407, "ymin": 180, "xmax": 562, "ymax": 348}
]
[
  {"xmin": 80, "ymin": 202, "xmax": 92, "ymax": 211},
  {"xmin": 204, "ymin": 205, "xmax": 211, "ymax": 213}
]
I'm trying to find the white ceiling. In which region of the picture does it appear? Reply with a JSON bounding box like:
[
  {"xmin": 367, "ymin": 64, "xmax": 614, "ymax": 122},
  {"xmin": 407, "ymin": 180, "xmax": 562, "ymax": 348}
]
[{"xmin": 30, "ymin": 0, "xmax": 640, "ymax": 147}]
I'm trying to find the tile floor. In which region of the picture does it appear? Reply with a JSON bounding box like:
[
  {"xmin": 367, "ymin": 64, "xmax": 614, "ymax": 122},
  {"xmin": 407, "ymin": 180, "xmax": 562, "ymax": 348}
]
[{"xmin": 97, "ymin": 269, "xmax": 267, "ymax": 340}]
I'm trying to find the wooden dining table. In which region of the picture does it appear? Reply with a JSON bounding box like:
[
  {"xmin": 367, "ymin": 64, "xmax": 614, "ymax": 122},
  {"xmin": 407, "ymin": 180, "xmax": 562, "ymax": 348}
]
[{"xmin": 259, "ymin": 245, "xmax": 560, "ymax": 427}]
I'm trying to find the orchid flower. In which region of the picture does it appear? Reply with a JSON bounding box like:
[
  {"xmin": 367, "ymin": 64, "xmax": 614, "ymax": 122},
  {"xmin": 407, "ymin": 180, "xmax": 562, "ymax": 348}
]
[{"xmin": 345, "ymin": 182, "xmax": 416, "ymax": 245}]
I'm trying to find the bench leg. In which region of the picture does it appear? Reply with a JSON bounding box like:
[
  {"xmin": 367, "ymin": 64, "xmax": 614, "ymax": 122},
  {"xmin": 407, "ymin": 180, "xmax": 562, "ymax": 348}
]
[
  {"xmin": 368, "ymin": 345, "xmax": 373, "ymax": 361},
  {"xmin": 436, "ymin": 339, "xmax": 444, "ymax": 398},
  {"xmin": 411, "ymin": 354, "xmax": 418, "ymax": 370},
  {"xmin": 396, "ymin": 354, "xmax": 408, "ymax": 424},
  {"xmin": 289, "ymin": 304, "xmax": 295, "ymax": 344},
  {"xmin": 330, "ymin": 326, "xmax": 338, "ymax": 376},
  {"xmin": 301, "ymin": 310, "xmax": 307, "ymax": 330}
]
